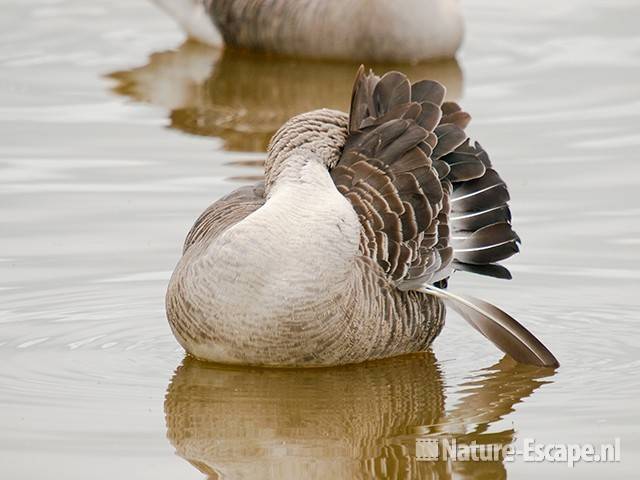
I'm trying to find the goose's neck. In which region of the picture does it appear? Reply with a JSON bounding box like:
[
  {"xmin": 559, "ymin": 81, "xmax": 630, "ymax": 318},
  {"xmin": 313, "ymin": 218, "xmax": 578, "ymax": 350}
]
[{"xmin": 266, "ymin": 151, "xmax": 333, "ymax": 197}]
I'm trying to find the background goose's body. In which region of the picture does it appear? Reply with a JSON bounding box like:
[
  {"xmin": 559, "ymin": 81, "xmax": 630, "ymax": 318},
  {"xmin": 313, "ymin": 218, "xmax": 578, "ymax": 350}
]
[
  {"xmin": 153, "ymin": 0, "xmax": 463, "ymax": 62},
  {"xmin": 167, "ymin": 69, "xmax": 559, "ymax": 367}
]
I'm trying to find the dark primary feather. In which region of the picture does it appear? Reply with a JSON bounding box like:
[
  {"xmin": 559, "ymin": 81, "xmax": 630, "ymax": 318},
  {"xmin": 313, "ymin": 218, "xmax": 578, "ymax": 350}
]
[
  {"xmin": 451, "ymin": 168, "xmax": 510, "ymax": 212},
  {"xmin": 452, "ymin": 222, "xmax": 520, "ymax": 265},
  {"xmin": 430, "ymin": 287, "xmax": 559, "ymax": 367},
  {"xmin": 451, "ymin": 261, "xmax": 513, "ymax": 280}
]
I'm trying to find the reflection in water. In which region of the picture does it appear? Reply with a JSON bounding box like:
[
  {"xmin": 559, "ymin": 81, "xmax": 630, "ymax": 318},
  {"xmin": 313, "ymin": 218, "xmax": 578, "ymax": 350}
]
[
  {"xmin": 165, "ymin": 353, "xmax": 554, "ymax": 479},
  {"xmin": 109, "ymin": 42, "xmax": 463, "ymax": 152}
]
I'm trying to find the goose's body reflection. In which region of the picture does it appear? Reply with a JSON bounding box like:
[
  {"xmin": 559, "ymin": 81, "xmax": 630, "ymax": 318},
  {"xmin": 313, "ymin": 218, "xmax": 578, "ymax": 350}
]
[
  {"xmin": 165, "ymin": 353, "xmax": 554, "ymax": 479},
  {"xmin": 109, "ymin": 43, "xmax": 463, "ymax": 153}
]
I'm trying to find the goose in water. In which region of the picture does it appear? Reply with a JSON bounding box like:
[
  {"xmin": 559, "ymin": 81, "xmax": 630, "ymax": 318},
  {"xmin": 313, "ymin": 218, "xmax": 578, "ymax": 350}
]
[
  {"xmin": 153, "ymin": 0, "xmax": 464, "ymax": 62},
  {"xmin": 166, "ymin": 67, "xmax": 559, "ymax": 368}
]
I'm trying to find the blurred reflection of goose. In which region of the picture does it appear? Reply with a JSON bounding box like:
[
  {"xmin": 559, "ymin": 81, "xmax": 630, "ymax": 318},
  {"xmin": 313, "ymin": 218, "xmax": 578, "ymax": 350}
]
[
  {"xmin": 108, "ymin": 43, "xmax": 463, "ymax": 151},
  {"xmin": 152, "ymin": 0, "xmax": 464, "ymax": 62},
  {"xmin": 165, "ymin": 353, "xmax": 554, "ymax": 479}
]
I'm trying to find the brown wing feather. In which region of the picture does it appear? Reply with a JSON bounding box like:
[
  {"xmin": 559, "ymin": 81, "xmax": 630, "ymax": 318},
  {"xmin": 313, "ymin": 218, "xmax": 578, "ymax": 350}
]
[
  {"xmin": 332, "ymin": 67, "xmax": 519, "ymax": 289},
  {"xmin": 332, "ymin": 68, "xmax": 455, "ymax": 286}
]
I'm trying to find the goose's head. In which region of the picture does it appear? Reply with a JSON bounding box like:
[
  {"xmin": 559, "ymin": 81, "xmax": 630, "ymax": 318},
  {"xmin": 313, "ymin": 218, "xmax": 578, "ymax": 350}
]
[{"xmin": 265, "ymin": 109, "xmax": 349, "ymax": 191}]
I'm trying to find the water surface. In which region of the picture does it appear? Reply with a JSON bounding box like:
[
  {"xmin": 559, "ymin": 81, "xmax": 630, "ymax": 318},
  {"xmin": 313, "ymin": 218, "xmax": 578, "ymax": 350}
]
[{"xmin": 1, "ymin": 0, "xmax": 639, "ymax": 478}]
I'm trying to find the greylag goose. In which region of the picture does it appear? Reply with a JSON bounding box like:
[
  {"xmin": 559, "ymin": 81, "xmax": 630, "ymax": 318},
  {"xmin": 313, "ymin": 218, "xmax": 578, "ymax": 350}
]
[
  {"xmin": 166, "ymin": 67, "xmax": 559, "ymax": 367},
  {"xmin": 153, "ymin": 0, "xmax": 464, "ymax": 62}
]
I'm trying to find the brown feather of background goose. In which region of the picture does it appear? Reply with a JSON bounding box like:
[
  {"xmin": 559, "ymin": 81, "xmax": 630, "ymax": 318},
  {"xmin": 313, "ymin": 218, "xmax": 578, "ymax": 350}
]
[{"xmin": 166, "ymin": 66, "xmax": 559, "ymax": 368}]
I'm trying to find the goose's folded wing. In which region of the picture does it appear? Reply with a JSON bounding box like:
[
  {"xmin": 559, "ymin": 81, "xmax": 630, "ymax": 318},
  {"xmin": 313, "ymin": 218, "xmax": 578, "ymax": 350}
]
[{"xmin": 331, "ymin": 67, "xmax": 496, "ymax": 288}]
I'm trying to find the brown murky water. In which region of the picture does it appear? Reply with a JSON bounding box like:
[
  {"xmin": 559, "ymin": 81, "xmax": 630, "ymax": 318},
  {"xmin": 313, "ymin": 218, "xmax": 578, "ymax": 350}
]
[{"xmin": 1, "ymin": 1, "xmax": 639, "ymax": 478}]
